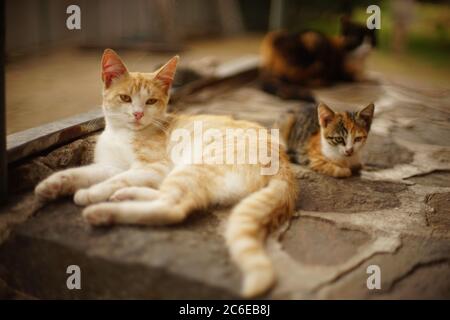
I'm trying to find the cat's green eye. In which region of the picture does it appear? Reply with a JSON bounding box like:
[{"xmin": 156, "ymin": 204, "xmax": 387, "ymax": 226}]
[
  {"xmin": 146, "ymin": 98, "xmax": 158, "ymax": 105},
  {"xmin": 354, "ymin": 136, "xmax": 364, "ymax": 143},
  {"xmin": 119, "ymin": 94, "xmax": 131, "ymax": 103}
]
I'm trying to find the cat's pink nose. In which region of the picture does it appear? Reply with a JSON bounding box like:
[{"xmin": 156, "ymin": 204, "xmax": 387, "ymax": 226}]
[
  {"xmin": 345, "ymin": 148, "xmax": 354, "ymax": 156},
  {"xmin": 133, "ymin": 112, "xmax": 144, "ymax": 120}
]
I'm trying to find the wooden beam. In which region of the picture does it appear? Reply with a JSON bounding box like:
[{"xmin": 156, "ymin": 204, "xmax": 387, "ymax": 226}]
[
  {"xmin": 7, "ymin": 109, "xmax": 104, "ymax": 164},
  {"xmin": 0, "ymin": 0, "xmax": 6, "ymax": 203}
]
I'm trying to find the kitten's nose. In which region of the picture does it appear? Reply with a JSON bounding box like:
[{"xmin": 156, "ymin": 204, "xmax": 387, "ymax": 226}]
[
  {"xmin": 345, "ymin": 148, "xmax": 354, "ymax": 156},
  {"xmin": 133, "ymin": 112, "xmax": 144, "ymax": 120}
]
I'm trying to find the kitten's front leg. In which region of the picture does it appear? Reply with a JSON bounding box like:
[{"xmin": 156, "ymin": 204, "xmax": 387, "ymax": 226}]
[
  {"xmin": 35, "ymin": 164, "xmax": 122, "ymax": 201},
  {"xmin": 351, "ymin": 163, "xmax": 363, "ymax": 175},
  {"xmin": 331, "ymin": 165, "xmax": 352, "ymax": 178},
  {"xmin": 74, "ymin": 163, "xmax": 169, "ymax": 206},
  {"xmin": 310, "ymin": 157, "xmax": 352, "ymax": 178}
]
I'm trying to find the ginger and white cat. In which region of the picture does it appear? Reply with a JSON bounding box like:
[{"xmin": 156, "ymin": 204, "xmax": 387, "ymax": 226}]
[{"xmin": 35, "ymin": 49, "xmax": 298, "ymax": 297}]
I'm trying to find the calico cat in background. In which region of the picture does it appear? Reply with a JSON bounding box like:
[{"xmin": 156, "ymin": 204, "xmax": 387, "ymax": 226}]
[
  {"xmin": 35, "ymin": 49, "xmax": 298, "ymax": 298},
  {"xmin": 279, "ymin": 102, "xmax": 375, "ymax": 177},
  {"xmin": 260, "ymin": 16, "xmax": 377, "ymax": 102}
]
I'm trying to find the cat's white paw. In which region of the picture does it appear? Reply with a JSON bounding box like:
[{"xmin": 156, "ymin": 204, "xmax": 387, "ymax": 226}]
[
  {"xmin": 82, "ymin": 204, "xmax": 115, "ymax": 226},
  {"xmin": 110, "ymin": 187, "xmax": 160, "ymax": 202},
  {"xmin": 74, "ymin": 189, "xmax": 90, "ymax": 206},
  {"xmin": 35, "ymin": 172, "xmax": 74, "ymax": 201},
  {"xmin": 74, "ymin": 186, "xmax": 111, "ymax": 206}
]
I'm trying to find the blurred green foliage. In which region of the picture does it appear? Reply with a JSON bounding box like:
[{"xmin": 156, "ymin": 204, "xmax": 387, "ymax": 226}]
[
  {"xmin": 278, "ymin": 0, "xmax": 450, "ymax": 68},
  {"xmin": 355, "ymin": 1, "xmax": 450, "ymax": 67}
]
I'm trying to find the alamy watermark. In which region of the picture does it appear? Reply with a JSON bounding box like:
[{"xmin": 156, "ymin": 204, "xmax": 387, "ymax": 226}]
[
  {"xmin": 366, "ymin": 265, "xmax": 381, "ymax": 290},
  {"xmin": 170, "ymin": 121, "xmax": 280, "ymax": 175},
  {"xmin": 65, "ymin": 4, "xmax": 381, "ymax": 32},
  {"xmin": 367, "ymin": 5, "xmax": 381, "ymax": 30},
  {"xmin": 66, "ymin": 265, "xmax": 81, "ymax": 290},
  {"xmin": 66, "ymin": 5, "xmax": 81, "ymax": 30}
]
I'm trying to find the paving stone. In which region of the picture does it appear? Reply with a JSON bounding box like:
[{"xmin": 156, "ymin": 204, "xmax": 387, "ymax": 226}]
[
  {"xmin": 407, "ymin": 171, "xmax": 450, "ymax": 187},
  {"xmin": 296, "ymin": 170, "xmax": 406, "ymax": 213},
  {"xmin": 392, "ymin": 119, "xmax": 450, "ymax": 147},
  {"xmin": 0, "ymin": 201, "xmax": 240, "ymax": 299},
  {"xmin": 281, "ymin": 217, "xmax": 370, "ymax": 266},
  {"xmin": 362, "ymin": 134, "xmax": 414, "ymax": 169},
  {"xmin": 1, "ymin": 78, "xmax": 450, "ymax": 299},
  {"xmin": 319, "ymin": 236, "xmax": 450, "ymax": 299},
  {"xmin": 425, "ymin": 192, "xmax": 450, "ymax": 232},
  {"xmin": 381, "ymin": 261, "xmax": 450, "ymax": 299}
]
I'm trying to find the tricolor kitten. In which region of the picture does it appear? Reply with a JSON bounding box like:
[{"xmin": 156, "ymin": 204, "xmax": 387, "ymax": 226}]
[
  {"xmin": 281, "ymin": 102, "xmax": 374, "ymax": 177},
  {"xmin": 35, "ymin": 49, "xmax": 298, "ymax": 297}
]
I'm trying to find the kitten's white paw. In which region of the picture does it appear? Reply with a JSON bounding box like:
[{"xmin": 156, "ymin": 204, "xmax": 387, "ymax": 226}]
[
  {"xmin": 241, "ymin": 267, "xmax": 275, "ymax": 298},
  {"xmin": 35, "ymin": 172, "xmax": 74, "ymax": 201},
  {"xmin": 110, "ymin": 187, "xmax": 160, "ymax": 202},
  {"xmin": 333, "ymin": 167, "xmax": 352, "ymax": 178},
  {"xmin": 82, "ymin": 204, "xmax": 115, "ymax": 226}
]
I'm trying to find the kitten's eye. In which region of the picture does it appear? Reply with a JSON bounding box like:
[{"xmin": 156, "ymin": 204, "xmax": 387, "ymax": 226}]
[
  {"xmin": 354, "ymin": 136, "xmax": 364, "ymax": 143},
  {"xmin": 335, "ymin": 137, "xmax": 344, "ymax": 144},
  {"xmin": 146, "ymin": 98, "xmax": 158, "ymax": 105},
  {"xmin": 119, "ymin": 95, "xmax": 131, "ymax": 103}
]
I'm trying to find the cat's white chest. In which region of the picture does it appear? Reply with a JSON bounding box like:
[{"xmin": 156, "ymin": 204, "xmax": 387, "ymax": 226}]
[{"xmin": 94, "ymin": 128, "xmax": 135, "ymax": 170}]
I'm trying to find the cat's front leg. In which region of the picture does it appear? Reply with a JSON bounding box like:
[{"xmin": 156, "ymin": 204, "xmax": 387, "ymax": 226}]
[
  {"xmin": 82, "ymin": 165, "xmax": 217, "ymax": 226},
  {"xmin": 35, "ymin": 164, "xmax": 121, "ymax": 201},
  {"xmin": 110, "ymin": 186, "xmax": 161, "ymax": 202},
  {"xmin": 74, "ymin": 163, "xmax": 169, "ymax": 206}
]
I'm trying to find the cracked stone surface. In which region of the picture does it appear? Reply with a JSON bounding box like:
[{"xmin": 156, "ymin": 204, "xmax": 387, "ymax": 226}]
[
  {"xmin": 1, "ymin": 79, "xmax": 449, "ymax": 299},
  {"xmin": 425, "ymin": 193, "xmax": 450, "ymax": 232},
  {"xmin": 281, "ymin": 216, "xmax": 370, "ymax": 266},
  {"xmin": 295, "ymin": 170, "xmax": 406, "ymax": 213},
  {"xmin": 8, "ymin": 135, "xmax": 97, "ymax": 194}
]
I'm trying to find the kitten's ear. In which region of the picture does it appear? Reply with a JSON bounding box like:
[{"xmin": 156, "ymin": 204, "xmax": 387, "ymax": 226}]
[
  {"xmin": 318, "ymin": 103, "xmax": 335, "ymax": 128},
  {"xmin": 155, "ymin": 56, "xmax": 179, "ymax": 92},
  {"xmin": 358, "ymin": 103, "xmax": 375, "ymax": 129},
  {"xmin": 101, "ymin": 49, "xmax": 128, "ymax": 88}
]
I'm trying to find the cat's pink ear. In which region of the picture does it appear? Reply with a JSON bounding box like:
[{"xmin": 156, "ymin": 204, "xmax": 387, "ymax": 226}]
[
  {"xmin": 358, "ymin": 103, "xmax": 375, "ymax": 129},
  {"xmin": 154, "ymin": 56, "xmax": 179, "ymax": 92},
  {"xmin": 318, "ymin": 103, "xmax": 335, "ymax": 128},
  {"xmin": 101, "ymin": 49, "xmax": 128, "ymax": 88}
]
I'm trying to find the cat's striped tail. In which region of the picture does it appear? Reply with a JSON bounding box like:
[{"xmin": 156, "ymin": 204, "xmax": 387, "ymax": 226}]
[{"xmin": 224, "ymin": 170, "xmax": 297, "ymax": 297}]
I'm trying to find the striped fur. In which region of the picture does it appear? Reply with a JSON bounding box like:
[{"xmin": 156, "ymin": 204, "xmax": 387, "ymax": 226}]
[{"xmin": 35, "ymin": 50, "xmax": 298, "ymax": 297}]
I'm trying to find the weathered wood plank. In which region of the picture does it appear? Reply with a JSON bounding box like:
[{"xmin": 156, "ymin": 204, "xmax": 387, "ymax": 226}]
[{"xmin": 7, "ymin": 109, "xmax": 103, "ymax": 163}]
